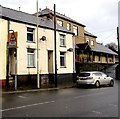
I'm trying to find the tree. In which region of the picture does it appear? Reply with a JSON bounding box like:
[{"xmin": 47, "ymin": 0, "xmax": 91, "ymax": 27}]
[{"xmin": 105, "ymin": 42, "xmax": 118, "ymax": 53}]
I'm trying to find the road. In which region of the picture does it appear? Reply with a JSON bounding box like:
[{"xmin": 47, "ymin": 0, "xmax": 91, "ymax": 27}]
[
  {"xmin": 1, "ymin": 64, "xmax": 119, "ymax": 118},
  {"xmin": 1, "ymin": 81, "xmax": 119, "ymax": 118}
]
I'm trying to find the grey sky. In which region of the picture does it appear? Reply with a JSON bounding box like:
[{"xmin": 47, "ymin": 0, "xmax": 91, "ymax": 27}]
[{"xmin": 0, "ymin": 0, "xmax": 119, "ymax": 45}]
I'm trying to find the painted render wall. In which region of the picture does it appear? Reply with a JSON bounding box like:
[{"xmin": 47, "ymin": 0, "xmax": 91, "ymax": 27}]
[
  {"xmin": 0, "ymin": 19, "xmax": 74, "ymax": 82},
  {"xmin": 0, "ymin": 19, "xmax": 7, "ymax": 81}
]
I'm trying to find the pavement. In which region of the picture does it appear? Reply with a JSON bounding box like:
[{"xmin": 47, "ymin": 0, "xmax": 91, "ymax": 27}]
[{"xmin": 2, "ymin": 83, "xmax": 76, "ymax": 94}]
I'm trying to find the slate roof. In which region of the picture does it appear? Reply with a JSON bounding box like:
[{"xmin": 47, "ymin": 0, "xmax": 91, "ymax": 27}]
[
  {"xmin": 0, "ymin": 5, "xmax": 74, "ymax": 35},
  {"xmin": 39, "ymin": 8, "xmax": 85, "ymax": 27},
  {"xmin": 91, "ymin": 43, "xmax": 118, "ymax": 55},
  {"xmin": 84, "ymin": 30, "xmax": 97, "ymax": 38}
]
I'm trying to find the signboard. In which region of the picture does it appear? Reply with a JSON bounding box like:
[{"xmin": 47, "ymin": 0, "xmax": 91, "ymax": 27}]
[{"xmin": 8, "ymin": 32, "xmax": 17, "ymax": 48}]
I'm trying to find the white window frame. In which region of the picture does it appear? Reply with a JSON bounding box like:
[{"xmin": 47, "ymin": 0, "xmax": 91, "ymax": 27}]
[
  {"xmin": 27, "ymin": 48, "xmax": 35, "ymax": 67},
  {"xmin": 57, "ymin": 20, "xmax": 63, "ymax": 26},
  {"xmin": 60, "ymin": 52, "xmax": 66, "ymax": 67},
  {"xmin": 67, "ymin": 23, "xmax": 71, "ymax": 31},
  {"xmin": 73, "ymin": 26, "xmax": 78, "ymax": 35},
  {"xmin": 27, "ymin": 27, "xmax": 35, "ymax": 42},
  {"xmin": 60, "ymin": 34, "xmax": 66, "ymax": 46},
  {"xmin": 91, "ymin": 40, "xmax": 94, "ymax": 46}
]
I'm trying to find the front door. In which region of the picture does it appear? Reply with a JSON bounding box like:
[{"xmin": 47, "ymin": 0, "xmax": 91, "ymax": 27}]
[{"xmin": 48, "ymin": 51, "xmax": 53, "ymax": 73}]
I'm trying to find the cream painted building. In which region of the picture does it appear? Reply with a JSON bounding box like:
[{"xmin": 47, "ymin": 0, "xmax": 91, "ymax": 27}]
[{"xmin": 0, "ymin": 6, "xmax": 75, "ymax": 88}]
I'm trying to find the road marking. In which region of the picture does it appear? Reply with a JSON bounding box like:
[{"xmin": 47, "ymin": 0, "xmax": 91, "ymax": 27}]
[
  {"xmin": 18, "ymin": 95, "xmax": 26, "ymax": 98},
  {"xmin": 73, "ymin": 92, "xmax": 104, "ymax": 99},
  {"xmin": 109, "ymin": 104, "xmax": 117, "ymax": 107},
  {"xmin": 92, "ymin": 110, "xmax": 101, "ymax": 114},
  {"xmin": 1, "ymin": 100, "xmax": 55, "ymax": 112}
]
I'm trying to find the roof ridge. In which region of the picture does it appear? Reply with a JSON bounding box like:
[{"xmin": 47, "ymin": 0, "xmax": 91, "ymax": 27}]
[{"xmin": 1, "ymin": 5, "xmax": 35, "ymax": 17}]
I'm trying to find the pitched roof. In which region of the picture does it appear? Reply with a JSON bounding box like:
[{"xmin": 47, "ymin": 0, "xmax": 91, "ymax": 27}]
[
  {"xmin": 39, "ymin": 8, "xmax": 86, "ymax": 27},
  {"xmin": 1, "ymin": 5, "xmax": 74, "ymax": 35},
  {"xmin": 91, "ymin": 43, "xmax": 118, "ymax": 55},
  {"xmin": 84, "ymin": 30, "xmax": 97, "ymax": 38}
]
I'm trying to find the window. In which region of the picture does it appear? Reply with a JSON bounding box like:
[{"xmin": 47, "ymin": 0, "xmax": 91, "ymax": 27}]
[
  {"xmin": 60, "ymin": 52, "xmax": 66, "ymax": 67},
  {"xmin": 67, "ymin": 23, "xmax": 71, "ymax": 31},
  {"xmin": 60, "ymin": 34, "xmax": 65, "ymax": 46},
  {"xmin": 86, "ymin": 38, "xmax": 90, "ymax": 45},
  {"xmin": 73, "ymin": 26, "xmax": 78, "ymax": 35},
  {"xmin": 93, "ymin": 73, "xmax": 102, "ymax": 77},
  {"xmin": 79, "ymin": 73, "xmax": 90, "ymax": 77},
  {"xmin": 105, "ymin": 55, "xmax": 108, "ymax": 62},
  {"xmin": 57, "ymin": 20, "xmax": 63, "ymax": 26},
  {"xmin": 98, "ymin": 55, "xmax": 101, "ymax": 61},
  {"xmin": 27, "ymin": 27, "xmax": 34, "ymax": 42},
  {"xmin": 27, "ymin": 48, "xmax": 35, "ymax": 67},
  {"xmin": 91, "ymin": 40, "xmax": 94, "ymax": 46},
  {"xmin": 93, "ymin": 54, "xmax": 95, "ymax": 61}
]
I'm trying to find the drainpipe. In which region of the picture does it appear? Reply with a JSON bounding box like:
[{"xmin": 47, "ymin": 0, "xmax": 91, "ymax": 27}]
[{"xmin": 6, "ymin": 20, "xmax": 10, "ymax": 88}]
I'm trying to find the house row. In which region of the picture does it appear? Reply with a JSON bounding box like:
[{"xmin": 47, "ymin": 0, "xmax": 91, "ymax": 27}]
[{"xmin": 0, "ymin": 5, "xmax": 117, "ymax": 88}]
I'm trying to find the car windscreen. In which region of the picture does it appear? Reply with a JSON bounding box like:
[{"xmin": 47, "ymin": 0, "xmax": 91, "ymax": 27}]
[{"xmin": 79, "ymin": 73, "xmax": 90, "ymax": 77}]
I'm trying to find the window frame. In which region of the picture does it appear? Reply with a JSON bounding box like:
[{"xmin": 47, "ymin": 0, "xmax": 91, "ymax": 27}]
[
  {"xmin": 60, "ymin": 34, "xmax": 66, "ymax": 47},
  {"xmin": 60, "ymin": 52, "xmax": 66, "ymax": 67},
  {"xmin": 67, "ymin": 23, "xmax": 71, "ymax": 31},
  {"xmin": 57, "ymin": 20, "xmax": 63, "ymax": 26},
  {"xmin": 73, "ymin": 25, "xmax": 78, "ymax": 36},
  {"xmin": 27, "ymin": 48, "xmax": 35, "ymax": 68},
  {"xmin": 91, "ymin": 40, "xmax": 94, "ymax": 46},
  {"xmin": 27, "ymin": 27, "xmax": 35, "ymax": 43}
]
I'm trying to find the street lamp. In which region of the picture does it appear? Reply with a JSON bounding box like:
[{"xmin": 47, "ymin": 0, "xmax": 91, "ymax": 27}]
[{"xmin": 36, "ymin": 0, "xmax": 40, "ymax": 88}]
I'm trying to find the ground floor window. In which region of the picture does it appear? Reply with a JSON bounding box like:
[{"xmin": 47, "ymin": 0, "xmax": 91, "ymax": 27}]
[
  {"xmin": 60, "ymin": 52, "xmax": 66, "ymax": 67},
  {"xmin": 27, "ymin": 48, "xmax": 35, "ymax": 67}
]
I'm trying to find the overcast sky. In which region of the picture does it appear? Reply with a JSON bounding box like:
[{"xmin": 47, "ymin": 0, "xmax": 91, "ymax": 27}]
[{"xmin": 0, "ymin": 0, "xmax": 119, "ymax": 45}]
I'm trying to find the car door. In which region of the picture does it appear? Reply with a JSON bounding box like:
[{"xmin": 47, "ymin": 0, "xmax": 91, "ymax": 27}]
[
  {"xmin": 93, "ymin": 73, "xmax": 103, "ymax": 84},
  {"xmin": 101, "ymin": 72, "xmax": 110, "ymax": 84}
]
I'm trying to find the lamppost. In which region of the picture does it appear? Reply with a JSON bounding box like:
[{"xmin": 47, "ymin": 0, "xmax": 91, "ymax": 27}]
[
  {"xmin": 54, "ymin": 4, "xmax": 57, "ymax": 88},
  {"xmin": 36, "ymin": 0, "xmax": 40, "ymax": 88}
]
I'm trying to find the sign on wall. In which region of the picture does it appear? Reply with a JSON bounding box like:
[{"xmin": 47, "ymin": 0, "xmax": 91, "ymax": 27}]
[{"xmin": 8, "ymin": 32, "xmax": 17, "ymax": 48}]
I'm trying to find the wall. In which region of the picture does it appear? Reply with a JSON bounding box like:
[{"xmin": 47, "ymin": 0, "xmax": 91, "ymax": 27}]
[
  {"xmin": 0, "ymin": 18, "xmax": 74, "ymax": 87},
  {"xmin": 0, "ymin": 19, "xmax": 7, "ymax": 86}
]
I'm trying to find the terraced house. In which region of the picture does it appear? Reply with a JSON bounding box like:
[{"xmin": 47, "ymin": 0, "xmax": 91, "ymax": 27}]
[
  {"xmin": 0, "ymin": 6, "xmax": 75, "ymax": 88},
  {"xmin": 39, "ymin": 7, "xmax": 117, "ymax": 73}
]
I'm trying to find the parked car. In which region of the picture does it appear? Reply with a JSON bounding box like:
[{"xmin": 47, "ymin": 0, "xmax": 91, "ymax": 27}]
[{"xmin": 76, "ymin": 71, "xmax": 114, "ymax": 88}]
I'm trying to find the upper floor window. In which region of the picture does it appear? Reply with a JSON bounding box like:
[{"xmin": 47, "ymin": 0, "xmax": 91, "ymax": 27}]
[
  {"xmin": 57, "ymin": 20, "xmax": 63, "ymax": 26},
  {"xmin": 67, "ymin": 23, "xmax": 71, "ymax": 31},
  {"xmin": 27, "ymin": 48, "xmax": 35, "ymax": 67},
  {"xmin": 91, "ymin": 40, "xmax": 94, "ymax": 46},
  {"xmin": 73, "ymin": 26, "xmax": 78, "ymax": 35},
  {"xmin": 27, "ymin": 27, "xmax": 34, "ymax": 42},
  {"xmin": 60, "ymin": 34, "xmax": 66, "ymax": 46}
]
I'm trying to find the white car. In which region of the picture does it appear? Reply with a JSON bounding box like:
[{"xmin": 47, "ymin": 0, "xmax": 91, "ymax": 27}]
[{"xmin": 76, "ymin": 71, "xmax": 114, "ymax": 88}]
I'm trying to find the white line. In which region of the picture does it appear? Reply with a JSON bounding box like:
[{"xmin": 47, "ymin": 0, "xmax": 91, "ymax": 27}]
[
  {"xmin": 73, "ymin": 92, "xmax": 104, "ymax": 99},
  {"xmin": 109, "ymin": 104, "xmax": 117, "ymax": 107},
  {"xmin": 1, "ymin": 101, "xmax": 55, "ymax": 112},
  {"xmin": 92, "ymin": 110, "xmax": 101, "ymax": 114},
  {"xmin": 18, "ymin": 96, "xmax": 26, "ymax": 98}
]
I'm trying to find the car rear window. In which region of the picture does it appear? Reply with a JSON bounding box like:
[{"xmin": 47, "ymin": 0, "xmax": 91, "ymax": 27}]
[{"xmin": 79, "ymin": 73, "xmax": 90, "ymax": 77}]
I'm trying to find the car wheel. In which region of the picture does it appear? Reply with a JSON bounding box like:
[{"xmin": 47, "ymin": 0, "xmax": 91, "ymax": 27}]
[
  {"xmin": 109, "ymin": 80, "xmax": 114, "ymax": 87},
  {"xmin": 95, "ymin": 81, "xmax": 100, "ymax": 88}
]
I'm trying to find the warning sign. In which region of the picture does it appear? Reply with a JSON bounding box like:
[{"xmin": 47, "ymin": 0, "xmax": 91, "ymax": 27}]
[{"xmin": 8, "ymin": 32, "xmax": 18, "ymax": 48}]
